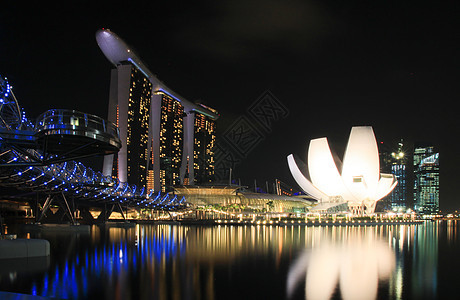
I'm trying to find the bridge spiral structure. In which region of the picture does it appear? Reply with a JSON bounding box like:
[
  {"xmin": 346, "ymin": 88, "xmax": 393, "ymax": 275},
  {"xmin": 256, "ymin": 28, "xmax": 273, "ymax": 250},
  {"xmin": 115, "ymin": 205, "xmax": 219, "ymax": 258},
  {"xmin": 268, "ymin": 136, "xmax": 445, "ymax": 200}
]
[{"xmin": 0, "ymin": 75, "xmax": 186, "ymax": 213}]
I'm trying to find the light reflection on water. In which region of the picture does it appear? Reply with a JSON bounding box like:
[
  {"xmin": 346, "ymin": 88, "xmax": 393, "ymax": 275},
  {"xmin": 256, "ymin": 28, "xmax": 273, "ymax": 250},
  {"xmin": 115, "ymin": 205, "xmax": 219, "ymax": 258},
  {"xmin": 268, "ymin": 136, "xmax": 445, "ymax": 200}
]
[
  {"xmin": 0, "ymin": 221, "xmax": 450, "ymax": 299},
  {"xmin": 287, "ymin": 228, "xmax": 395, "ymax": 300}
]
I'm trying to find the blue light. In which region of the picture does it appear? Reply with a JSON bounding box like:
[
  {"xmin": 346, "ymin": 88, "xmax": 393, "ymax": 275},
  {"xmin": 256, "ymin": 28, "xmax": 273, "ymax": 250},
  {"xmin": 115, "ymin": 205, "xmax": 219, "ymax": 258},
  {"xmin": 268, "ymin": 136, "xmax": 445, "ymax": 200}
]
[
  {"xmin": 42, "ymin": 273, "xmax": 49, "ymax": 296},
  {"xmin": 31, "ymin": 282, "xmax": 38, "ymax": 296}
]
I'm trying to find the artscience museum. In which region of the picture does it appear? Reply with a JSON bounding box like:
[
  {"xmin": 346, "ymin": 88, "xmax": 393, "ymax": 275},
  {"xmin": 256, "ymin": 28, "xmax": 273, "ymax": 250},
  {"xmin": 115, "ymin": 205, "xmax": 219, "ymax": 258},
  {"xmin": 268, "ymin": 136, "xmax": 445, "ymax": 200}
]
[{"xmin": 287, "ymin": 126, "xmax": 397, "ymax": 215}]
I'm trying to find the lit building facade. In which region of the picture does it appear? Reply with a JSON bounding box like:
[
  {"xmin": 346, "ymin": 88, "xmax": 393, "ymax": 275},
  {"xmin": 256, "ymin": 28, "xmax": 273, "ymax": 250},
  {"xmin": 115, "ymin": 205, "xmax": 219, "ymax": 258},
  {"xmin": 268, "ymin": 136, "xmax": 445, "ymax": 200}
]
[
  {"xmin": 380, "ymin": 140, "xmax": 408, "ymax": 212},
  {"xmin": 192, "ymin": 109, "xmax": 217, "ymax": 184},
  {"xmin": 158, "ymin": 93, "xmax": 184, "ymax": 187},
  {"xmin": 97, "ymin": 29, "xmax": 218, "ymax": 192},
  {"xmin": 413, "ymin": 144, "xmax": 439, "ymax": 214},
  {"xmin": 288, "ymin": 126, "xmax": 397, "ymax": 215},
  {"xmin": 173, "ymin": 186, "xmax": 315, "ymax": 213},
  {"xmin": 390, "ymin": 162, "xmax": 407, "ymax": 211},
  {"xmin": 101, "ymin": 63, "xmax": 152, "ymax": 188}
]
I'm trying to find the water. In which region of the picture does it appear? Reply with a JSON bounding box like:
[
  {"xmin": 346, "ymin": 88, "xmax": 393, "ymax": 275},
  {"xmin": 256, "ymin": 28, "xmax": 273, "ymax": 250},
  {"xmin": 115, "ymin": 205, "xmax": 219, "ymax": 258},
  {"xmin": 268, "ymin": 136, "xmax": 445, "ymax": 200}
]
[{"xmin": 1, "ymin": 221, "xmax": 460, "ymax": 299}]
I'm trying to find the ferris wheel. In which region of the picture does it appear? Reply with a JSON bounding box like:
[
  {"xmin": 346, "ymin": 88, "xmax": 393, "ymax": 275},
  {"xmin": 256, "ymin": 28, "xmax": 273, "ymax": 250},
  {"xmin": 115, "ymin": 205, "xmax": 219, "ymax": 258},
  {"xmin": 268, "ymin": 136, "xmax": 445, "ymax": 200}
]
[{"xmin": 0, "ymin": 76, "xmax": 22, "ymax": 130}]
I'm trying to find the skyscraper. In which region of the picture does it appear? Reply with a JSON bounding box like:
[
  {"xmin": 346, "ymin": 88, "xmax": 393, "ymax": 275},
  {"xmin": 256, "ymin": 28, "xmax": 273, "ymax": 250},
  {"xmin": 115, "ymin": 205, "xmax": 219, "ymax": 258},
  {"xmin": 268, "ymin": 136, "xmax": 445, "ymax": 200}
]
[
  {"xmin": 378, "ymin": 140, "xmax": 408, "ymax": 212},
  {"xmin": 389, "ymin": 141, "xmax": 408, "ymax": 212},
  {"xmin": 157, "ymin": 92, "xmax": 184, "ymax": 187},
  {"xmin": 192, "ymin": 105, "xmax": 217, "ymax": 184},
  {"xmin": 101, "ymin": 63, "xmax": 152, "ymax": 188},
  {"xmin": 96, "ymin": 29, "xmax": 218, "ymax": 192},
  {"xmin": 413, "ymin": 144, "xmax": 439, "ymax": 214}
]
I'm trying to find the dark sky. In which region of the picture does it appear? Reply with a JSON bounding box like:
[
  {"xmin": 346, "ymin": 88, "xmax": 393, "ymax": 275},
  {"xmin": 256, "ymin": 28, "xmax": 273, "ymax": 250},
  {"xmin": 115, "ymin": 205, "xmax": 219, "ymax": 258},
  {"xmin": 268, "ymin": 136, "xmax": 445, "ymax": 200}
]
[{"xmin": 1, "ymin": 1, "xmax": 459, "ymax": 210}]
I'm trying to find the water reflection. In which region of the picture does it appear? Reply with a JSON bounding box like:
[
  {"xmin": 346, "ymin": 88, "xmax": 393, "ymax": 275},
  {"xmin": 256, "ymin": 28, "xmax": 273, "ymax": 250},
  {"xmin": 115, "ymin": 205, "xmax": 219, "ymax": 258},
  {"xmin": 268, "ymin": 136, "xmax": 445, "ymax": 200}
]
[
  {"xmin": 0, "ymin": 222, "xmax": 447, "ymax": 299},
  {"xmin": 287, "ymin": 228, "xmax": 395, "ymax": 300},
  {"xmin": 411, "ymin": 221, "xmax": 438, "ymax": 299}
]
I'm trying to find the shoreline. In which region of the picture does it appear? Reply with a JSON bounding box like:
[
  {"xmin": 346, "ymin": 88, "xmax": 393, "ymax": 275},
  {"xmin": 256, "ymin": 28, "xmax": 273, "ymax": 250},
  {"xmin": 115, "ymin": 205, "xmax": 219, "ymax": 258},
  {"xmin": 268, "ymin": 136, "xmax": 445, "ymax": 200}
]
[
  {"xmin": 175, "ymin": 219, "xmax": 424, "ymax": 226},
  {"xmin": 1, "ymin": 218, "xmax": 430, "ymax": 233}
]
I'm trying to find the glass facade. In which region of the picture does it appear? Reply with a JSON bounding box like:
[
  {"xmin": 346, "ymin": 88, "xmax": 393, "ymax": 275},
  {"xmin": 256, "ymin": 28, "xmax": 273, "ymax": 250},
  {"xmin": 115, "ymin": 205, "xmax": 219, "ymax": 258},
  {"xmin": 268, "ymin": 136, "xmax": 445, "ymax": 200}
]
[
  {"xmin": 413, "ymin": 145, "xmax": 439, "ymax": 214},
  {"xmin": 390, "ymin": 163, "xmax": 407, "ymax": 210},
  {"xmin": 390, "ymin": 141, "xmax": 407, "ymax": 211},
  {"xmin": 379, "ymin": 140, "xmax": 408, "ymax": 212}
]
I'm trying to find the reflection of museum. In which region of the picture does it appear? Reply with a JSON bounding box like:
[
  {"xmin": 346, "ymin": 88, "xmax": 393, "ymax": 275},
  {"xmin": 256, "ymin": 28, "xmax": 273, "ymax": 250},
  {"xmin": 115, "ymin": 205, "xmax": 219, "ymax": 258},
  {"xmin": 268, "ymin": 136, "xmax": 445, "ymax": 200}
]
[
  {"xmin": 173, "ymin": 185, "xmax": 315, "ymax": 213},
  {"xmin": 287, "ymin": 228, "xmax": 395, "ymax": 300}
]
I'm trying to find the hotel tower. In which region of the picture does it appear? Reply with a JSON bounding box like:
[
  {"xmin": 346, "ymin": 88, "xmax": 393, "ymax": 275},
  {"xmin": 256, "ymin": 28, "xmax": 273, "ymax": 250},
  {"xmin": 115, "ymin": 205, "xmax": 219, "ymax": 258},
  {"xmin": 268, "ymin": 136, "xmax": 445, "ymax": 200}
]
[{"xmin": 96, "ymin": 29, "xmax": 218, "ymax": 192}]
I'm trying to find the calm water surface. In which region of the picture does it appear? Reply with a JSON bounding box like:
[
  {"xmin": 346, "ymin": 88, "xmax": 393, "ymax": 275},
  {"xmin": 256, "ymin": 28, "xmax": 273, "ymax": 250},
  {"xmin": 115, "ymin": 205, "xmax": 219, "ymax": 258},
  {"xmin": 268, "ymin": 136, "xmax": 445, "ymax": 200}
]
[{"xmin": 1, "ymin": 221, "xmax": 460, "ymax": 299}]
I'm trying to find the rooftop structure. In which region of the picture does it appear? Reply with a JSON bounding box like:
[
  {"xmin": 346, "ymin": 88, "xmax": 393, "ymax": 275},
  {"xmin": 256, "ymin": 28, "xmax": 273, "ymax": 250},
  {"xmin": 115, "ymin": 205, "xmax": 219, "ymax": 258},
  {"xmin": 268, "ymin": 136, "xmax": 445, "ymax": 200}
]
[{"xmin": 96, "ymin": 29, "xmax": 218, "ymax": 120}]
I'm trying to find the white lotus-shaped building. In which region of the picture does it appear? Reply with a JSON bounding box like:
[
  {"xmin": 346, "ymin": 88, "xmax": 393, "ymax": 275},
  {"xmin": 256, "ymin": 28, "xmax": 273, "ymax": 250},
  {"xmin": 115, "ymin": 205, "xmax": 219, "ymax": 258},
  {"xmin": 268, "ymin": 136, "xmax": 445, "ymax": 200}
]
[{"xmin": 287, "ymin": 126, "xmax": 397, "ymax": 215}]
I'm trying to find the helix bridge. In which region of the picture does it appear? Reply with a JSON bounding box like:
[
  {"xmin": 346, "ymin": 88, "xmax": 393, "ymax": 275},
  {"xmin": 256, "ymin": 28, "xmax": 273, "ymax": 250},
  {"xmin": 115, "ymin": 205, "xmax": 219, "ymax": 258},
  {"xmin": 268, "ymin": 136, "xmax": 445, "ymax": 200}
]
[{"xmin": 0, "ymin": 75, "xmax": 186, "ymax": 223}]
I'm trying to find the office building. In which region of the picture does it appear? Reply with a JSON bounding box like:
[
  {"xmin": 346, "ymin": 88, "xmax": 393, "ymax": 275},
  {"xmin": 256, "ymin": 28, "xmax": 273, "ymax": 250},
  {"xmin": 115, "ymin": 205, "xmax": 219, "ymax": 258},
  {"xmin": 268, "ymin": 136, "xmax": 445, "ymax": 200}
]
[
  {"xmin": 96, "ymin": 29, "xmax": 218, "ymax": 191},
  {"xmin": 389, "ymin": 141, "xmax": 408, "ymax": 212},
  {"xmin": 413, "ymin": 144, "xmax": 439, "ymax": 214},
  {"xmin": 379, "ymin": 140, "xmax": 408, "ymax": 212}
]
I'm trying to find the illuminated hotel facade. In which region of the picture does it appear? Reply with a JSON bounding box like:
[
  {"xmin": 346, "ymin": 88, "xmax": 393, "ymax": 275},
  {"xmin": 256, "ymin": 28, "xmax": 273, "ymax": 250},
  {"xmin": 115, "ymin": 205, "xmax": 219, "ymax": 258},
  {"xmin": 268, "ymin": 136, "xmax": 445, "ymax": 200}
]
[
  {"xmin": 96, "ymin": 29, "xmax": 218, "ymax": 191},
  {"xmin": 192, "ymin": 109, "xmax": 217, "ymax": 184}
]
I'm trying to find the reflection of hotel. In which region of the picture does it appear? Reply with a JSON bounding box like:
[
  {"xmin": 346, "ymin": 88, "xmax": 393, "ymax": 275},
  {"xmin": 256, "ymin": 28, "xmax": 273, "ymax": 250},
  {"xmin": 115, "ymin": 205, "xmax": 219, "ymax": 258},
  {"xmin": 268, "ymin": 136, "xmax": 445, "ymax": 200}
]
[{"xmin": 96, "ymin": 29, "xmax": 218, "ymax": 191}]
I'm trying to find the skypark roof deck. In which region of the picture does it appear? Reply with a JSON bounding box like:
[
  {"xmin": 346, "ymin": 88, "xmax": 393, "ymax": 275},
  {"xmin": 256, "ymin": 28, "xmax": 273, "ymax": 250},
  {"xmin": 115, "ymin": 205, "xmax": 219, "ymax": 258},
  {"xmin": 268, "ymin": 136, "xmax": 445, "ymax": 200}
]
[{"xmin": 95, "ymin": 29, "xmax": 218, "ymax": 120}]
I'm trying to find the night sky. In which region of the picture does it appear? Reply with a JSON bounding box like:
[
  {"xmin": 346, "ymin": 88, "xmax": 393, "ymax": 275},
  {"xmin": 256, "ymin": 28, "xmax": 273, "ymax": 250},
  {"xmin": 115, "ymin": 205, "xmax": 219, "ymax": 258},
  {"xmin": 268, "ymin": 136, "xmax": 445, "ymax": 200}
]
[{"xmin": 1, "ymin": 1, "xmax": 459, "ymax": 210}]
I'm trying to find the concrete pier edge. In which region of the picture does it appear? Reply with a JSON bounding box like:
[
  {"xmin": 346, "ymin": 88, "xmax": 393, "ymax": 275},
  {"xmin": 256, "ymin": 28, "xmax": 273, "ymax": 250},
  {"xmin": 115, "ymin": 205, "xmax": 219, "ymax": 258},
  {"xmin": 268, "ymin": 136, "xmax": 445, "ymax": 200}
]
[{"xmin": 0, "ymin": 238, "xmax": 50, "ymax": 259}]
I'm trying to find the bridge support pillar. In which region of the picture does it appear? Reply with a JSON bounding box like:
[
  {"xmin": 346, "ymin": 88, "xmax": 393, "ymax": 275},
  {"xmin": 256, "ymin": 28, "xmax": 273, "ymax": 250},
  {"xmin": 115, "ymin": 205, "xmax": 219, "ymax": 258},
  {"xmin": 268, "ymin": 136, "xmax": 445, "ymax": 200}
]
[
  {"xmin": 95, "ymin": 202, "xmax": 128, "ymax": 223},
  {"xmin": 116, "ymin": 203, "xmax": 126, "ymax": 221},
  {"xmin": 97, "ymin": 204, "xmax": 115, "ymax": 223},
  {"xmin": 36, "ymin": 193, "xmax": 78, "ymax": 225},
  {"xmin": 37, "ymin": 194, "xmax": 53, "ymax": 223},
  {"xmin": 60, "ymin": 192, "xmax": 76, "ymax": 225},
  {"xmin": 79, "ymin": 207, "xmax": 94, "ymax": 223}
]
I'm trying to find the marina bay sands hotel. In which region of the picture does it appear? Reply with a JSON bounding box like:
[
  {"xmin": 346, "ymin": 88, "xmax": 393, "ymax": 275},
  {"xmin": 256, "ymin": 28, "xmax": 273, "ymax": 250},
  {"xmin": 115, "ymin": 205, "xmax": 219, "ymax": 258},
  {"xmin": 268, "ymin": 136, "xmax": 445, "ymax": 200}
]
[{"xmin": 96, "ymin": 29, "xmax": 219, "ymax": 192}]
